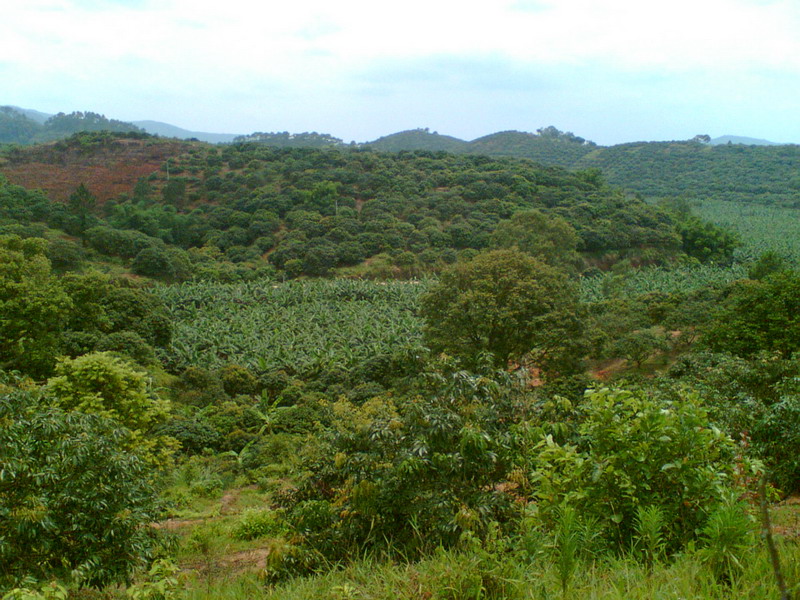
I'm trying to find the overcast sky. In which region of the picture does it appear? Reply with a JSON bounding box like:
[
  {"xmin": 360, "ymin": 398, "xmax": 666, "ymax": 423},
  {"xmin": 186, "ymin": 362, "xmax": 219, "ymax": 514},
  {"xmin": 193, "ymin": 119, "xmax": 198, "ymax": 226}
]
[{"xmin": 3, "ymin": 0, "xmax": 799, "ymax": 145}]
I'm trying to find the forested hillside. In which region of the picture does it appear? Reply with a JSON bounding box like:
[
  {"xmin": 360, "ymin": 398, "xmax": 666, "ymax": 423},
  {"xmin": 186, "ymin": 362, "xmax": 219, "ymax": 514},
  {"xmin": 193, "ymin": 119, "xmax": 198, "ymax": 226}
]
[
  {"xmin": 1, "ymin": 131, "xmax": 691, "ymax": 282},
  {"xmin": 574, "ymin": 140, "xmax": 800, "ymax": 204},
  {"xmin": 4, "ymin": 105, "xmax": 798, "ymax": 206},
  {"xmin": 245, "ymin": 127, "xmax": 800, "ymax": 205}
]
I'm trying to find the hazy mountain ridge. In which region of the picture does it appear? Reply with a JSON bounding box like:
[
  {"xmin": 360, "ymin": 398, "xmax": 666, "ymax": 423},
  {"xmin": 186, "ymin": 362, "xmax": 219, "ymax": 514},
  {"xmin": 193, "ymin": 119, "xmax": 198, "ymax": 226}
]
[
  {"xmin": 0, "ymin": 106, "xmax": 238, "ymax": 145},
  {"xmin": 131, "ymin": 120, "xmax": 239, "ymax": 144},
  {"xmin": 3, "ymin": 104, "xmax": 794, "ymax": 149},
  {"xmin": 710, "ymin": 135, "xmax": 782, "ymax": 146}
]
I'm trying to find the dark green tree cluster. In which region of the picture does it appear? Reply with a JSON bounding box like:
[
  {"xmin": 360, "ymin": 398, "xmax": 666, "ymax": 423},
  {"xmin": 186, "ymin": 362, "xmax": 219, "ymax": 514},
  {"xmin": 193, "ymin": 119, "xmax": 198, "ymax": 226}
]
[
  {"xmin": 232, "ymin": 131, "xmax": 344, "ymax": 147},
  {"xmin": 0, "ymin": 235, "xmax": 171, "ymax": 377},
  {"xmin": 7, "ymin": 136, "xmax": 741, "ymax": 281},
  {"xmin": 142, "ymin": 144, "xmax": 681, "ymax": 278},
  {"xmin": 575, "ymin": 140, "xmax": 800, "ymax": 205}
]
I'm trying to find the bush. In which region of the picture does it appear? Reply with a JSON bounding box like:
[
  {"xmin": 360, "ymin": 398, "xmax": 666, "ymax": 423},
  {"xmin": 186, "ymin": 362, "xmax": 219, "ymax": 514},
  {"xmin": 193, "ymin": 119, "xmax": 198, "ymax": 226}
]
[
  {"xmin": 132, "ymin": 246, "xmax": 172, "ymax": 278},
  {"xmin": 220, "ymin": 364, "xmax": 259, "ymax": 397},
  {"xmin": 154, "ymin": 417, "xmax": 221, "ymax": 454},
  {"xmin": 526, "ymin": 387, "xmax": 738, "ymax": 551},
  {"xmin": 282, "ymin": 367, "xmax": 527, "ymax": 561},
  {"xmin": 702, "ymin": 272, "xmax": 800, "ymax": 358},
  {"xmin": 46, "ymin": 238, "xmax": 85, "ymax": 271},
  {"xmin": 95, "ymin": 331, "xmax": 156, "ymax": 365},
  {"xmin": 231, "ymin": 509, "xmax": 284, "ymax": 541}
]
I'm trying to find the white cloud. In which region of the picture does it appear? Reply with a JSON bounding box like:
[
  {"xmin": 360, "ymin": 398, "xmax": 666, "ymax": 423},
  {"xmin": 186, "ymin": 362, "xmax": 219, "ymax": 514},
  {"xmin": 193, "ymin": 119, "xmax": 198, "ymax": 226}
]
[{"xmin": 1, "ymin": 0, "xmax": 799, "ymax": 141}]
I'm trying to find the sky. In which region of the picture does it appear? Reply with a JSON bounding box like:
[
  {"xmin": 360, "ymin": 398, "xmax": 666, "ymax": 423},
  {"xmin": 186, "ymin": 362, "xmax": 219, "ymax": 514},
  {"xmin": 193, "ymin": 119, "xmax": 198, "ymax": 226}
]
[{"xmin": 2, "ymin": 0, "xmax": 799, "ymax": 145}]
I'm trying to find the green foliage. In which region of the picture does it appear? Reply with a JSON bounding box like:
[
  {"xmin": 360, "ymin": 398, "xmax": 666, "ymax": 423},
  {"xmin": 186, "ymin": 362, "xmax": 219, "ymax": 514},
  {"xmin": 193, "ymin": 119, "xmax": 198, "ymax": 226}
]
[
  {"xmin": 132, "ymin": 247, "xmax": 193, "ymax": 281},
  {"xmin": 575, "ymin": 140, "xmax": 800, "ymax": 205},
  {"xmin": 4, "ymin": 140, "xmax": 685, "ymax": 280},
  {"xmin": 580, "ymin": 263, "xmax": 746, "ymax": 303},
  {"xmin": 551, "ymin": 505, "xmax": 597, "ymax": 595},
  {"xmin": 0, "ymin": 237, "xmax": 173, "ymax": 377},
  {"xmin": 125, "ymin": 559, "xmax": 181, "ymax": 600},
  {"xmin": 1, "ymin": 582, "xmax": 66, "ymax": 600},
  {"xmin": 747, "ymin": 251, "xmax": 788, "ymax": 280},
  {"xmin": 84, "ymin": 226, "xmax": 160, "ymax": 259},
  {"xmin": 219, "ymin": 364, "xmax": 259, "ymax": 397},
  {"xmin": 155, "ymin": 279, "xmax": 425, "ymax": 379},
  {"xmin": 0, "ymin": 107, "xmax": 42, "ymax": 145},
  {"xmin": 60, "ymin": 270, "xmax": 172, "ymax": 354},
  {"xmin": 45, "ymin": 238, "xmax": 85, "ymax": 272},
  {"xmin": 0, "ymin": 235, "xmax": 72, "ymax": 377},
  {"xmin": 697, "ymin": 495, "xmax": 756, "ymax": 584},
  {"xmin": 231, "ymin": 509, "xmax": 283, "ymax": 541},
  {"xmin": 526, "ymin": 387, "xmax": 737, "ymax": 551},
  {"xmin": 633, "ymin": 505, "xmax": 666, "ymax": 570},
  {"xmin": 610, "ymin": 327, "xmax": 670, "ymax": 368},
  {"xmin": 0, "ymin": 176, "xmax": 53, "ymax": 224},
  {"xmin": 283, "ymin": 365, "xmax": 527, "ymax": 562},
  {"xmin": 133, "ymin": 246, "xmax": 173, "ymax": 278},
  {"xmin": 664, "ymin": 351, "xmax": 800, "ymax": 491},
  {"xmin": 45, "ymin": 352, "xmax": 175, "ymax": 466},
  {"xmin": 36, "ymin": 112, "xmax": 144, "ymax": 143},
  {"xmin": 673, "ymin": 215, "xmax": 739, "ymax": 264},
  {"xmin": 702, "ymin": 272, "xmax": 800, "ymax": 358},
  {"xmin": 233, "ymin": 132, "xmax": 343, "ymax": 147},
  {"xmin": 95, "ymin": 331, "xmax": 157, "ymax": 365},
  {"xmin": 489, "ymin": 209, "xmax": 581, "ymax": 270},
  {"xmin": 67, "ymin": 184, "xmax": 97, "ymax": 235},
  {"xmin": 366, "ymin": 128, "xmax": 467, "ymax": 153},
  {"xmin": 0, "ymin": 387, "xmax": 162, "ymax": 589},
  {"xmin": 693, "ymin": 200, "xmax": 800, "ymax": 267},
  {"xmin": 421, "ymin": 249, "xmax": 584, "ymax": 373}
]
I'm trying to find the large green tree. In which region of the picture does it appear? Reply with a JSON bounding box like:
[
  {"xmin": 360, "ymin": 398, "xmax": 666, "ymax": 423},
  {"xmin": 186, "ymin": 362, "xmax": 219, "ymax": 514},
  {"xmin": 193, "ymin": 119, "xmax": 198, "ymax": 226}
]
[
  {"xmin": 420, "ymin": 249, "xmax": 584, "ymax": 373},
  {"xmin": 490, "ymin": 209, "xmax": 581, "ymax": 270},
  {"xmin": 0, "ymin": 236, "xmax": 72, "ymax": 377},
  {"xmin": 0, "ymin": 385, "xmax": 162, "ymax": 588},
  {"xmin": 46, "ymin": 352, "xmax": 175, "ymax": 467}
]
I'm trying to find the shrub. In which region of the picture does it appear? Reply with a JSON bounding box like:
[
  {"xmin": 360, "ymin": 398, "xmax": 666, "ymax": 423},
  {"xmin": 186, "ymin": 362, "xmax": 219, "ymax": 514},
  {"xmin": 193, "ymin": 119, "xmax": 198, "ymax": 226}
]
[
  {"xmin": 220, "ymin": 364, "xmax": 259, "ymax": 397},
  {"xmin": 282, "ymin": 366, "xmax": 527, "ymax": 561},
  {"xmin": 95, "ymin": 331, "xmax": 156, "ymax": 365},
  {"xmin": 231, "ymin": 509, "xmax": 283, "ymax": 541},
  {"xmin": 526, "ymin": 387, "xmax": 738, "ymax": 551}
]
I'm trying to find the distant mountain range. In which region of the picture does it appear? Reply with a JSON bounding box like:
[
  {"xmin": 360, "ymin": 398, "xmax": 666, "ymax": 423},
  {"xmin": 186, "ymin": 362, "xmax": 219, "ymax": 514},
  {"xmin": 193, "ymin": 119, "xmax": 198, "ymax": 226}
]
[
  {"xmin": 1, "ymin": 105, "xmax": 792, "ymax": 148},
  {"xmin": 708, "ymin": 135, "xmax": 782, "ymax": 146},
  {"xmin": 130, "ymin": 120, "xmax": 238, "ymax": 144}
]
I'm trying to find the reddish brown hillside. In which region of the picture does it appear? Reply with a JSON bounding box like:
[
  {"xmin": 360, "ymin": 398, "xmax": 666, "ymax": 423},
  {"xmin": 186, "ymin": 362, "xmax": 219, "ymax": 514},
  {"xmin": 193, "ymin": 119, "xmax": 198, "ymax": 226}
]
[{"xmin": 0, "ymin": 137, "xmax": 198, "ymax": 202}]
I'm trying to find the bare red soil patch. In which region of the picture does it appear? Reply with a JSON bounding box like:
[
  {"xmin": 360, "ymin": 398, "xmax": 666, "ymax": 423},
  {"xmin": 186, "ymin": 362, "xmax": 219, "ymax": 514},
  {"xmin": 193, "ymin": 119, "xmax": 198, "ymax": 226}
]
[{"xmin": 0, "ymin": 139, "xmax": 192, "ymax": 202}]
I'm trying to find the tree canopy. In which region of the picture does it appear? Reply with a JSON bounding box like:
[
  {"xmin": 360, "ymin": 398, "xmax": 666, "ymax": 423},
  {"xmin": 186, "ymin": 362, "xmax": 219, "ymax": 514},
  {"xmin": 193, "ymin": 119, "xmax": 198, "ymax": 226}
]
[
  {"xmin": 0, "ymin": 385, "xmax": 162, "ymax": 588},
  {"xmin": 702, "ymin": 271, "xmax": 800, "ymax": 357},
  {"xmin": 420, "ymin": 249, "xmax": 584, "ymax": 372}
]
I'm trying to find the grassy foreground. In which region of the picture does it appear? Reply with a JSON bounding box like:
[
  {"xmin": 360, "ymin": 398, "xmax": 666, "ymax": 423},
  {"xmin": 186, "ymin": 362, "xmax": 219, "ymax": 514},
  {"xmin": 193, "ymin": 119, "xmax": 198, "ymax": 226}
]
[
  {"xmin": 151, "ymin": 475, "xmax": 800, "ymax": 600},
  {"xmin": 175, "ymin": 539, "xmax": 800, "ymax": 600}
]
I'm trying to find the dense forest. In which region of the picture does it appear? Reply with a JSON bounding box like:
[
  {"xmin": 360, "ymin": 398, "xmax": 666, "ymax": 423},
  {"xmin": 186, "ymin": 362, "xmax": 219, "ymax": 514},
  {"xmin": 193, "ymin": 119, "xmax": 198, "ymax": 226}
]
[{"xmin": 1, "ymin": 127, "xmax": 800, "ymax": 599}]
